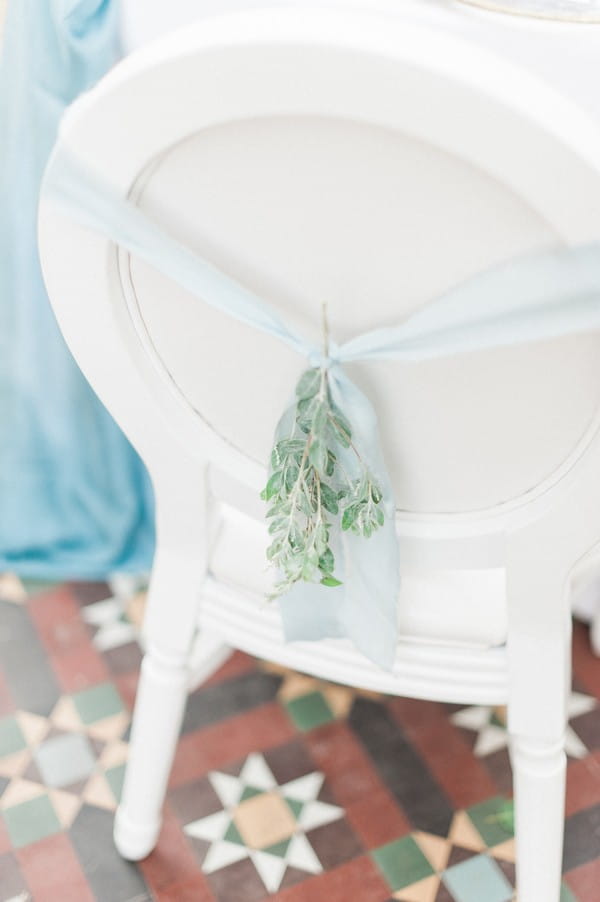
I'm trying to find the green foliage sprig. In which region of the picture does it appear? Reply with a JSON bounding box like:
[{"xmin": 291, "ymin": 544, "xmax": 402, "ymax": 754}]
[{"xmin": 261, "ymin": 363, "xmax": 385, "ymax": 600}]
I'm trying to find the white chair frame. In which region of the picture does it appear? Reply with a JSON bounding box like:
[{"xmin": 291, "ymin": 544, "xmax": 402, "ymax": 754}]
[{"xmin": 39, "ymin": 10, "xmax": 600, "ymax": 900}]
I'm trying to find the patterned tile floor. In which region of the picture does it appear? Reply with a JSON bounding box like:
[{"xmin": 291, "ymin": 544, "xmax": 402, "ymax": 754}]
[{"xmin": 0, "ymin": 576, "xmax": 599, "ymax": 901}]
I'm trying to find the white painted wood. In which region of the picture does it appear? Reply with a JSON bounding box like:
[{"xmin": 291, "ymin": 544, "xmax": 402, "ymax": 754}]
[
  {"xmin": 115, "ymin": 455, "xmax": 211, "ymax": 859},
  {"xmin": 38, "ymin": 6, "xmax": 600, "ymax": 893}
]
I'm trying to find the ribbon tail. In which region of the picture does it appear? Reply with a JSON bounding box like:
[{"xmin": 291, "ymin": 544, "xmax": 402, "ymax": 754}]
[{"xmin": 276, "ymin": 366, "xmax": 400, "ymax": 670}]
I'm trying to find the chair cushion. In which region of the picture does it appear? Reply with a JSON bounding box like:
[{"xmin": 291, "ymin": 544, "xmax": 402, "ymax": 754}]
[{"xmin": 208, "ymin": 505, "xmax": 508, "ymax": 649}]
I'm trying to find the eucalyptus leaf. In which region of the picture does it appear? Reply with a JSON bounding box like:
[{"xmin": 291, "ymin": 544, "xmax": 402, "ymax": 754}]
[
  {"xmin": 261, "ymin": 361, "xmax": 385, "ymax": 600},
  {"xmin": 321, "ymin": 576, "xmax": 343, "ymax": 587},
  {"xmin": 296, "ymin": 368, "xmax": 321, "ymax": 400},
  {"xmin": 320, "ymin": 483, "xmax": 339, "ymax": 515}
]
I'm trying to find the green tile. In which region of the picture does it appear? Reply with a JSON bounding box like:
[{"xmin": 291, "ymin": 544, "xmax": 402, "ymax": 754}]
[
  {"xmin": 561, "ymin": 884, "xmax": 579, "ymax": 902},
  {"xmin": 285, "ymin": 691, "xmax": 335, "ymax": 732},
  {"xmin": 0, "ymin": 716, "xmax": 27, "ymax": 757},
  {"xmin": 3, "ymin": 794, "xmax": 61, "ymax": 847},
  {"xmin": 263, "ymin": 837, "xmax": 292, "ymax": 857},
  {"xmin": 72, "ymin": 682, "xmax": 123, "ymax": 725},
  {"xmin": 21, "ymin": 579, "xmax": 60, "ymax": 597},
  {"xmin": 284, "ymin": 797, "xmax": 303, "ymax": 819},
  {"xmin": 240, "ymin": 785, "xmax": 263, "ymax": 802},
  {"xmin": 224, "ymin": 820, "xmax": 245, "ymax": 845},
  {"xmin": 371, "ymin": 835, "xmax": 435, "ymax": 891},
  {"xmin": 467, "ymin": 797, "xmax": 514, "ymax": 847},
  {"xmin": 105, "ymin": 763, "xmax": 126, "ymax": 803},
  {"xmin": 442, "ymin": 855, "xmax": 512, "ymax": 902}
]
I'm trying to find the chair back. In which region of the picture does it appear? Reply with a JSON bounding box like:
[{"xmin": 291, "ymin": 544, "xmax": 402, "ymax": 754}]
[{"xmin": 39, "ymin": 8, "xmax": 600, "ymax": 526}]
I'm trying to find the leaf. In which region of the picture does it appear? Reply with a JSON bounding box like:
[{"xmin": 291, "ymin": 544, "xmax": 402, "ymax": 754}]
[
  {"xmin": 341, "ymin": 504, "xmax": 360, "ymax": 531},
  {"xmin": 312, "ymin": 401, "xmax": 328, "ymax": 435},
  {"xmin": 296, "ymin": 368, "xmax": 321, "ymax": 400},
  {"xmin": 375, "ymin": 507, "xmax": 385, "ymax": 527},
  {"xmin": 371, "ymin": 483, "xmax": 383, "ymax": 504},
  {"xmin": 309, "ymin": 438, "xmax": 328, "ymax": 473},
  {"xmin": 320, "ymin": 483, "xmax": 339, "ymax": 515},
  {"xmin": 329, "ymin": 413, "xmax": 352, "ymax": 448},
  {"xmin": 326, "ymin": 450, "xmax": 336, "ymax": 477},
  {"xmin": 318, "ymin": 548, "xmax": 335, "ymax": 574},
  {"xmin": 321, "ymin": 576, "xmax": 342, "ymax": 587},
  {"xmin": 261, "ymin": 470, "xmax": 283, "ymax": 501},
  {"xmin": 297, "ymin": 397, "xmax": 314, "ymax": 416},
  {"xmin": 284, "ymin": 465, "xmax": 300, "ymax": 492}
]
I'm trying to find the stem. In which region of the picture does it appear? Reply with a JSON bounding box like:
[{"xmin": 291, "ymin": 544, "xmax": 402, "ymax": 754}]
[{"xmin": 322, "ymin": 302, "xmax": 329, "ymax": 361}]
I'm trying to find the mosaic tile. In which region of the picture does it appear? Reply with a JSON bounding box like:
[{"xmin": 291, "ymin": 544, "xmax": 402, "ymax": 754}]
[
  {"xmin": 184, "ymin": 752, "xmax": 344, "ymax": 893},
  {"xmin": 1, "ymin": 779, "xmax": 46, "ymax": 810},
  {"xmin": 560, "ymin": 884, "xmax": 579, "ymax": 902},
  {"xmin": 104, "ymin": 763, "xmax": 126, "ymax": 804},
  {"xmin": 0, "ymin": 574, "xmax": 27, "ymax": 604},
  {"xmin": 0, "ymin": 601, "xmax": 61, "ymax": 716},
  {"xmin": 102, "ymin": 641, "xmax": 143, "ymax": 676},
  {"xmin": 0, "ymin": 850, "xmax": 30, "ymax": 899},
  {"xmin": 466, "ymin": 798, "xmax": 513, "ymax": 849},
  {"xmin": 69, "ymin": 804, "xmax": 150, "ymax": 902},
  {"xmin": 392, "ymin": 874, "xmax": 441, "ymax": 901},
  {"xmin": 305, "ymin": 817, "xmax": 362, "ymax": 870},
  {"xmin": 68, "ymin": 582, "xmax": 112, "ymax": 607},
  {"xmin": 181, "ymin": 671, "xmax": 282, "ymax": 734},
  {"xmin": 345, "ymin": 786, "xmax": 411, "ymax": 849},
  {"xmin": 71, "ymin": 682, "xmax": 124, "ymax": 726},
  {"xmin": 0, "ymin": 717, "xmax": 26, "ymax": 757},
  {"xmin": 16, "ymin": 830, "xmax": 94, "ymax": 902},
  {"xmin": 2, "ymin": 794, "xmax": 61, "ymax": 847},
  {"xmin": 33, "ymin": 733, "xmax": 96, "ymax": 788},
  {"xmin": 451, "ymin": 692, "xmax": 598, "ymax": 761},
  {"xmin": 563, "ymin": 803, "xmax": 600, "ymax": 872},
  {"xmin": 350, "ymin": 697, "xmax": 454, "ymax": 837},
  {"xmin": 81, "ymin": 597, "xmax": 138, "ymax": 651},
  {"xmin": 0, "ymin": 580, "xmax": 599, "ymax": 900},
  {"xmin": 442, "ymin": 854, "xmax": 513, "ymax": 902},
  {"xmin": 285, "ymin": 691, "xmax": 336, "ymax": 732},
  {"xmin": 371, "ymin": 835, "xmax": 435, "ymax": 891},
  {"xmin": 20, "ymin": 579, "xmax": 60, "ymax": 597}
]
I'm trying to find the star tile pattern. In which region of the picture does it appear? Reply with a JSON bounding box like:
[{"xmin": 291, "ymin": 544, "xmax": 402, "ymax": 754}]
[
  {"xmin": 184, "ymin": 753, "xmax": 343, "ymax": 892},
  {"xmin": 0, "ymin": 574, "xmax": 598, "ymax": 901}
]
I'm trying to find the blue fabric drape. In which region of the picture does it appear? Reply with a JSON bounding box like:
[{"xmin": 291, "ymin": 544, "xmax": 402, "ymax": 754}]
[
  {"xmin": 0, "ymin": 1, "xmax": 155, "ymax": 578},
  {"xmin": 44, "ymin": 152, "xmax": 600, "ymax": 667}
]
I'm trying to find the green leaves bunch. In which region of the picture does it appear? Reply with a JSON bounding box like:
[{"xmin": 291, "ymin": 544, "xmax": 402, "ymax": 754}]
[{"xmin": 261, "ymin": 365, "xmax": 385, "ymax": 599}]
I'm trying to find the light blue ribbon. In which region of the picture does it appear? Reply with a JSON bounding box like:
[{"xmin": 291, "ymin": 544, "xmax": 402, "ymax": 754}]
[{"xmin": 43, "ymin": 151, "xmax": 600, "ymax": 667}]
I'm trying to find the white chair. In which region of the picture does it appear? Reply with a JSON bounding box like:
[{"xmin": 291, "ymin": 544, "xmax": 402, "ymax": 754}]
[{"xmin": 39, "ymin": 9, "xmax": 600, "ymax": 900}]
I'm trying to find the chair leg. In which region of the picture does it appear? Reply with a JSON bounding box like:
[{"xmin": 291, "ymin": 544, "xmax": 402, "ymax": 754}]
[
  {"xmin": 114, "ymin": 633, "xmax": 190, "ymax": 860},
  {"xmin": 114, "ymin": 460, "xmax": 213, "ymax": 860},
  {"xmin": 509, "ymin": 732, "xmax": 566, "ymax": 902}
]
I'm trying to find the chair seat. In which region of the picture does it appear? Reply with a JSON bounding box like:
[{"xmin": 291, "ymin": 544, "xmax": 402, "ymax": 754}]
[{"xmin": 208, "ymin": 504, "xmax": 508, "ymax": 649}]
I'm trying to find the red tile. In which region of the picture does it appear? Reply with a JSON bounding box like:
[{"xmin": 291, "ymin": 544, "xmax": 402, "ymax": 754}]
[
  {"xmin": 16, "ymin": 832, "xmax": 94, "ymax": 902},
  {"xmin": 49, "ymin": 641, "xmax": 110, "ymax": 693},
  {"xmin": 138, "ymin": 805, "xmax": 203, "ymax": 894},
  {"xmin": 273, "ymin": 855, "xmax": 389, "ymax": 902},
  {"xmin": 564, "ymin": 857, "xmax": 600, "ymax": 901},
  {"xmin": 0, "ymin": 818, "xmax": 11, "ymax": 855},
  {"xmin": 345, "ymin": 787, "xmax": 410, "ymax": 848},
  {"xmin": 28, "ymin": 585, "xmax": 90, "ymax": 656},
  {"xmin": 566, "ymin": 752, "xmax": 600, "ymax": 816},
  {"xmin": 572, "ymin": 621, "xmax": 600, "ymax": 700},
  {"xmin": 114, "ymin": 670, "xmax": 140, "ymax": 712},
  {"xmin": 169, "ymin": 702, "xmax": 296, "ymax": 788},
  {"xmin": 201, "ymin": 650, "xmax": 256, "ymax": 688},
  {"xmin": 304, "ymin": 721, "xmax": 384, "ymax": 808},
  {"xmin": 386, "ymin": 696, "xmax": 448, "ymax": 737},
  {"xmin": 398, "ymin": 717, "xmax": 498, "ymax": 809},
  {"xmin": 155, "ymin": 874, "xmax": 216, "ymax": 902}
]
